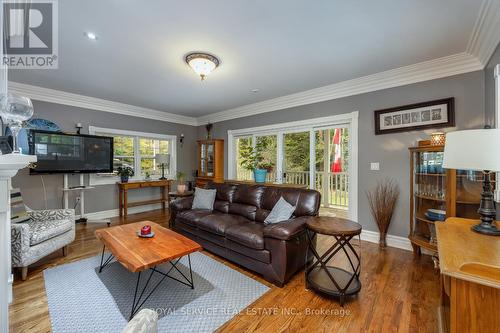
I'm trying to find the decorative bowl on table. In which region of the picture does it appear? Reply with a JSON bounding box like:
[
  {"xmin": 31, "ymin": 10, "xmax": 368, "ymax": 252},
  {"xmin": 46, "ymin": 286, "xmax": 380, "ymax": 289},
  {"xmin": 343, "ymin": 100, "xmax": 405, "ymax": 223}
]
[{"xmin": 137, "ymin": 225, "xmax": 155, "ymax": 238}]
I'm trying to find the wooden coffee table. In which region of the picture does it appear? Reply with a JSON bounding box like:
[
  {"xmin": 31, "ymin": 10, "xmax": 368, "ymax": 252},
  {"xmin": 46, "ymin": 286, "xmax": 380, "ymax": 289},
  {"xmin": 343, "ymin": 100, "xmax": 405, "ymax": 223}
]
[{"xmin": 95, "ymin": 221, "xmax": 202, "ymax": 319}]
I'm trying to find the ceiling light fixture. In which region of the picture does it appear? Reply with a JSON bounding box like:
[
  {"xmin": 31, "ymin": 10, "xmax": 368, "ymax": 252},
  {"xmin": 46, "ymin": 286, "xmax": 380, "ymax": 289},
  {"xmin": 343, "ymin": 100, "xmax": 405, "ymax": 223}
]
[
  {"xmin": 185, "ymin": 52, "xmax": 220, "ymax": 81},
  {"xmin": 84, "ymin": 32, "xmax": 98, "ymax": 40}
]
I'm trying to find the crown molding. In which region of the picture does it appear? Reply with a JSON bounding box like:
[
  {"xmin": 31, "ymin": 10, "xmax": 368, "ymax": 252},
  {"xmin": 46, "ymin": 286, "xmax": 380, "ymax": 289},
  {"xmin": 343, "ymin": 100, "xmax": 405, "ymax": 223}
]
[
  {"xmin": 7, "ymin": 82, "xmax": 199, "ymax": 126},
  {"xmin": 198, "ymin": 52, "xmax": 483, "ymax": 124},
  {"xmin": 7, "ymin": 1, "xmax": 499, "ymax": 127},
  {"xmin": 467, "ymin": 0, "xmax": 500, "ymax": 65}
]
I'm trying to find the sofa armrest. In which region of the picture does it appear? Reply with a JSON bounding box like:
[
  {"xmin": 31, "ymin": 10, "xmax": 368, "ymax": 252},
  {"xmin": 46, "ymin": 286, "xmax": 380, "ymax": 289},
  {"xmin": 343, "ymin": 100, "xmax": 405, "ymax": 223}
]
[
  {"xmin": 263, "ymin": 216, "xmax": 312, "ymax": 241},
  {"xmin": 169, "ymin": 197, "xmax": 193, "ymax": 212},
  {"xmin": 11, "ymin": 223, "xmax": 31, "ymax": 266},
  {"xmin": 28, "ymin": 209, "xmax": 75, "ymax": 223}
]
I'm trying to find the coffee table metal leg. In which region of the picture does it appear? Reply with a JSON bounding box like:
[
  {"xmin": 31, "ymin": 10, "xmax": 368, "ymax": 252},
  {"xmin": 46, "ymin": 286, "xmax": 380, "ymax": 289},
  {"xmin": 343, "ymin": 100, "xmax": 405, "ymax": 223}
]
[
  {"xmin": 129, "ymin": 256, "xmax": 196, "ymax": 320},
  {"xmin": 188, "ymin": 254, "xmax": 194, "ymax": 289},
  {"xmin": 98, "ymin": 246, "xmax": 115, "ymax": 273},
  {"xmin": 130, "ymin": 271, "xmax": 142, "ymax": 319}
]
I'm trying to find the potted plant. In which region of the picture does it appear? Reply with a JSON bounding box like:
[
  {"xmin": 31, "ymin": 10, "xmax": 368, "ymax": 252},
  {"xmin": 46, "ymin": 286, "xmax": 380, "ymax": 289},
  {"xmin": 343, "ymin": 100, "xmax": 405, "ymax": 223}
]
[
  {"xmin": 366, "ymin": 178, "xmax": 400, "ymax": 248},
  {"xmin": 117, "ymin": 166, "xmax": 134, "ymax": 183},
  {"xmin": 176, "ymin": 171, "xmax": 187, "ymax": 193},
  {"xmin": 239, "ymin": 142, "xmax": 274, "ymax": 183}
]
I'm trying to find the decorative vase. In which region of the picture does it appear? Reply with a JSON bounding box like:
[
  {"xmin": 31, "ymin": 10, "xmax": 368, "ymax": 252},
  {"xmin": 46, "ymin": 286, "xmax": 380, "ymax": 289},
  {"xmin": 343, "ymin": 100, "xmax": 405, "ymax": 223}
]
[
  {"xmin": 253, "ymin": 169, "xmax": 267, "ymax": 183},
  {"xmin": 177, "ymin": 184, "xmax": 187, "ymax": 193},
  {"xmin": 379, "ymin": 232, "xmax": 387, "ymax": 248},
  {"xmin": 120, "ymin": 175, "xmax": 129, "ymax": 183},
  {"xmin": 0, "ymin": 93, "xmax": 34, "ymax": 154}
]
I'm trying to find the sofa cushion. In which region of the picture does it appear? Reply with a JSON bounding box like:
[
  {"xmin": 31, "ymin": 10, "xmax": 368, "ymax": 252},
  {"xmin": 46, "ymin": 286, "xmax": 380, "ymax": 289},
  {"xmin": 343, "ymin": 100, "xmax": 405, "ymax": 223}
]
[
  {"xmin": 264, "ymin": 197, "xmax": 296, "ymax": 224},
  {"xmin": 206, "ymin": 183, "xmax": 237, "ymax": 202},
  {"xmin": 213, "ymin": 200, "xmax": 230, "ymax": 214},
  {"xmin": 225, "ymin": 222, "xmax": 265, "ymax": 250},
  {"xmin": 295, "ymin": 190, "xmax": 321, "ymax": 217},
  {"xmin": 176, "ymin": 209, "xmax": 212, "ymax": 227},
  {"xmin": 197, "ymin": 213, "xmax": 251, "ymax": 235},
  {"xmin": 255, "ymin": 209, "xmax": 271, "ymax": 223},
  {"xmin": 228, "ymin": 203, "xmax": 257, "ymax": 221},
  {"xmin": 27, "ymin": 218, "xmax": 73, "ymax": 246},
  {"xmin": 225, "ymin": 239, "xmax": 271, "ymax": 263},
  {"xmin": 192, "ymin": 187, "xmax": 217, "ymax": 210},
  {"xmin": 232, "ymin": 185, "xmax": 265, "ymax": 207},
  {"xmin": 261, "ymin": 187, "xmax": 299, "ymax": 210}
]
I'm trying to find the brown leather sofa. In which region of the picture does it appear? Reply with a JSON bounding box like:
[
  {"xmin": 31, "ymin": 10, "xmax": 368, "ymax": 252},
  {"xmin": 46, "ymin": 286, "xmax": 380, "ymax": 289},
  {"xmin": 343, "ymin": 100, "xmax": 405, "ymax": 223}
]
[{"xmin": 170, "ymin": 182, "xmax": 321, "ymax": 287}]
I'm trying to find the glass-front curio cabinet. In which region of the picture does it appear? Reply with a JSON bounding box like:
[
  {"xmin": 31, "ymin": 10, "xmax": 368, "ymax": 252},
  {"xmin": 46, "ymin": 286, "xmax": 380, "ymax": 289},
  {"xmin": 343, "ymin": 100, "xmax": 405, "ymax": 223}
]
[
  {"xmin": 196, "ymin": 139, "xmax": 224, "ymax": 188},
  {"xmin": 409, "ymin": 145, "xmax": 491, "ymax": 255}
]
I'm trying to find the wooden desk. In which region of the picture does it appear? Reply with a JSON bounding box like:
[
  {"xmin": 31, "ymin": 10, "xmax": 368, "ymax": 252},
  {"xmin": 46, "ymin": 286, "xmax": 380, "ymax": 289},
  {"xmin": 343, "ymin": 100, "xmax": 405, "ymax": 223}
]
[
  {"xmin": 436, "ymin": 218, "xmax": 500, "ymax": 333},
  {"xmin": 117, "ymin": 180, "xmax": 171, "ymax": 217}
]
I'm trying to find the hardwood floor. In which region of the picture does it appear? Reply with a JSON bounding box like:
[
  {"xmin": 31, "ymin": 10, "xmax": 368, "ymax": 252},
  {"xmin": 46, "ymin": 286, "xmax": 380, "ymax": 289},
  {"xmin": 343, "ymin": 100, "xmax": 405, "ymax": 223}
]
[{"xmin": 9, "ymin": 210, "xmax": 440, "ymax": 333}]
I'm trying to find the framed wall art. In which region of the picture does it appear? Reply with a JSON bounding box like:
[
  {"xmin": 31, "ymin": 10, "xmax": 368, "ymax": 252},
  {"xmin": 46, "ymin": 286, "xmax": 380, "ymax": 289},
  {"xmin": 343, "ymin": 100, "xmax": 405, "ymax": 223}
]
[{"xmin": 374, "ymin": 97, "xmax": 455, "ymax": 135}]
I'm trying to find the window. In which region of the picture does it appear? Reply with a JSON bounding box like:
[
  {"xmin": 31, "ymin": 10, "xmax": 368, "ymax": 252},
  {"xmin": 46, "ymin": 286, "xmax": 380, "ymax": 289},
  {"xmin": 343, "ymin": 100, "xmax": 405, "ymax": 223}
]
[
  {"xmin": 227, "ymin": 112, "xmax": 359, "ymax": 221},
  {"xmin": 235, "ymin": 136, "xmax": 252, "ymax": 180},
  {"xmin": 89, "ymin": 126, "xmax": 176, "ymax": 185}
]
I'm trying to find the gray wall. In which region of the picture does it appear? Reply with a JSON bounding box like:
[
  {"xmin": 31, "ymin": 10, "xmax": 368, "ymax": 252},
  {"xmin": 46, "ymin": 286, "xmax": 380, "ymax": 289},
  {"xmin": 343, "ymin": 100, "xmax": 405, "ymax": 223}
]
[
  {"xmin": 485, "ymin": 43, "xmax": 500, "ymax": 126},
  {"xmin": 12, "ymin": 101, "xmax": 198, "ymax": 214},
  {"xmin": 199, "ymin": 71, "xmax": 486, "ymax": 237}
]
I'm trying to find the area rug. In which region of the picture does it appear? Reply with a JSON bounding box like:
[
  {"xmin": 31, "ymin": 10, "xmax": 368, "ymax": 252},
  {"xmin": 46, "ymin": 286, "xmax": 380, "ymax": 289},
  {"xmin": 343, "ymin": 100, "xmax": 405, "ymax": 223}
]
[{"xmin": 44, "ymin": 252, "xmax": 269, "ymax": 333}]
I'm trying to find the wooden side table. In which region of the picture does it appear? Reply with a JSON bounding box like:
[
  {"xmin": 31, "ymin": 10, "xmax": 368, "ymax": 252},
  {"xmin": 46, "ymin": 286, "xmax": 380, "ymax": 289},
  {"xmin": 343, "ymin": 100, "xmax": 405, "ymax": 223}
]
[
  {"xmin": 117, "ymin": 180, "xmax": 171, "ymax": 217},
  {"xmin": 305, "ymin": 216, "xmax": 362, "ymax": 306},
  {"xmin": 168, "ymin": 191, "xmax": 194, "ymax": 200}
]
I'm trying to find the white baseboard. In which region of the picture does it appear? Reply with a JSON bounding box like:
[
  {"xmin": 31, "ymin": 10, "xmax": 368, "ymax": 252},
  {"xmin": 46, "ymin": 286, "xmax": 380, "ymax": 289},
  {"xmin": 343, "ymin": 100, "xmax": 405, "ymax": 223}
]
[
  {"xmin": 360, "ymin": 230, "xmax": 413, "ymax": 252},
  {"xmin": 80, "ymin": 204, "xmax": 163, "ymax": 222}
]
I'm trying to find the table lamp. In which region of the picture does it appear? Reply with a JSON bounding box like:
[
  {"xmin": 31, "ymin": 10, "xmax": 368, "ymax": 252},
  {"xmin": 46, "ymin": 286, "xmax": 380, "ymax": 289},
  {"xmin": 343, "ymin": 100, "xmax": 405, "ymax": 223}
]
[
  {"xmin": 155, "ymin": 154, "xmax": 170, "ymax": 180},
  {"xmin": 443, "ymin": 129, "xmax": 500, "ymax": 236}
]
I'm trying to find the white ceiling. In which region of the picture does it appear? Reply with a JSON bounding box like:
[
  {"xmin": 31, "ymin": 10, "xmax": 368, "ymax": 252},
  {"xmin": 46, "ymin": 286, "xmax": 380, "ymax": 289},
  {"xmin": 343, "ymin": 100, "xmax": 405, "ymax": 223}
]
[{"xmin": 8, "ymin": 0, "xmax": 490, "ymax": 120}]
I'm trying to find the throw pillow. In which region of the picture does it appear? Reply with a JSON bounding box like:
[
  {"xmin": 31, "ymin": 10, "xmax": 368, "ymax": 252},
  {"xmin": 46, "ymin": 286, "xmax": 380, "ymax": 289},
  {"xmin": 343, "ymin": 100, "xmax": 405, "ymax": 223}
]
[
  {"xmin": 264, "ymin": 196, "xmax": 295, "ymax": 224},
  {"xmin": 191, "ymin": 187, "xmax": 217, "ymax": 210},
  {"xmin": 10, "ymin": 188, "xmax": 30, "ymax": 223}
]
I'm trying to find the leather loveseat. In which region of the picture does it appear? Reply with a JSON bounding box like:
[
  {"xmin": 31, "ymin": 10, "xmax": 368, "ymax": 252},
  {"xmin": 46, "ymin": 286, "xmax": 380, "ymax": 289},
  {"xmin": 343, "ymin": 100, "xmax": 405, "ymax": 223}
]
[{"xmin": 170, "ymin": 182, "xmax": 321, "ymax": 286}]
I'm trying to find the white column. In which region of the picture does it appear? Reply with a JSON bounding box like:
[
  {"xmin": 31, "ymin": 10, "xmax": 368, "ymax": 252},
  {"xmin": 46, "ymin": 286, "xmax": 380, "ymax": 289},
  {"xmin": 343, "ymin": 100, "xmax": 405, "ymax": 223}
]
[
  {"xmin": 324, "ymin": 129, "xmax": 331, "ymax": 207},
  {"xmin": 0, "ymin": 154, "xmax": 37, "ymax": 333},
  {"xmin": 495, "ymin": 65, "xmax": 500, "ymax": 202}
]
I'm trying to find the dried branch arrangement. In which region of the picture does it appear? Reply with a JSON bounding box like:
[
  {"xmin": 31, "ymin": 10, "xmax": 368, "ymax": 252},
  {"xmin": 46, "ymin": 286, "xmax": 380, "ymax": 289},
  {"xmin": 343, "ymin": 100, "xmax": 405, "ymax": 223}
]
[{"xmin": 366, "ymin": 179, "xmax": 400, "ymax": 248}]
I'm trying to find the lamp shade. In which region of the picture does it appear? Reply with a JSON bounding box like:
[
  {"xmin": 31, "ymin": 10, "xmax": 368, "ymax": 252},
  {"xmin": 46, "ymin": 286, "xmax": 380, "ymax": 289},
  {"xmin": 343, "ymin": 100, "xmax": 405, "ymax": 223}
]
[
  {"xmin": 155, "ymin": 154, "xmax": 170, "ymax": 165},
  {"xmin": 443, "ymin": 129, "xmax": 500, "ymax": 171}
]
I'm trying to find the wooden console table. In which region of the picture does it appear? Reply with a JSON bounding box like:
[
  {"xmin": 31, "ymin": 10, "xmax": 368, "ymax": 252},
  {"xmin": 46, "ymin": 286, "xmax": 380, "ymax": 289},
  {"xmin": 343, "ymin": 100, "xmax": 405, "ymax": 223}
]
[
  {"xmin": 436, "ymin": 218, "xmax": 500, "ymax": 333},
  {"xmin": 117, "ymin": 180, "xmax": 171, "ymax": 217}
]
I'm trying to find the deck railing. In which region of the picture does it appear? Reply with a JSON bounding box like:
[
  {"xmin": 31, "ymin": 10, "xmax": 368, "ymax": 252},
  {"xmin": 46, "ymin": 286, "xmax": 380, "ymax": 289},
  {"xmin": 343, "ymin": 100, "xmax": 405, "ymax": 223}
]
[{"xmin": 236, "ymin": 170, "xmax": 348, "ymax": 208}]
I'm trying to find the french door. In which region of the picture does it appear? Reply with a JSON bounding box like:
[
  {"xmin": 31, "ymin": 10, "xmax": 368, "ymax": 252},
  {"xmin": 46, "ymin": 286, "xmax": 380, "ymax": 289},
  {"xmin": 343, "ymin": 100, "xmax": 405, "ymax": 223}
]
[{"xmin": 232, "ymin": 124, "xmax": 351, "ymax": 210}]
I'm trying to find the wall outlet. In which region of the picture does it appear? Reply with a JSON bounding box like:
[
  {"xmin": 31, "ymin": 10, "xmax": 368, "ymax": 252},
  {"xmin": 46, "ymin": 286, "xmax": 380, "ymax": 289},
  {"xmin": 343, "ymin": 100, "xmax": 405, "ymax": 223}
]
[{"xmin": 370, "ymin": 162, "xmax": 380, "ymax": 171}]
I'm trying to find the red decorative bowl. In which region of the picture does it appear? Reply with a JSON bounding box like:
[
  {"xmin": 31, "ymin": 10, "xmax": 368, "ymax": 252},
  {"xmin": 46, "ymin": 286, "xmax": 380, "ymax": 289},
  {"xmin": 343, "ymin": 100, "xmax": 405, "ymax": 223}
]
[{"xmin": 141, "ymin": 225, "xmax": 152, "ymax": 236}]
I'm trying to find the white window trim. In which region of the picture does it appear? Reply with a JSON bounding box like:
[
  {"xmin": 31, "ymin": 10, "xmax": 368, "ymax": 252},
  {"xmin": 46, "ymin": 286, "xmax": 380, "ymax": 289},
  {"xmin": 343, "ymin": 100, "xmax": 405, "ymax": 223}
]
[
  {"xmin": 227, "ymin": 111, "xmax": 359, "ymax": 222},
  {"xmin": 494, "ymin": 64, "xmax": 499, "ymax": 201},
  {"xmin": 88, "ymin": 126, "xmax": 177, "ymax": 186}
]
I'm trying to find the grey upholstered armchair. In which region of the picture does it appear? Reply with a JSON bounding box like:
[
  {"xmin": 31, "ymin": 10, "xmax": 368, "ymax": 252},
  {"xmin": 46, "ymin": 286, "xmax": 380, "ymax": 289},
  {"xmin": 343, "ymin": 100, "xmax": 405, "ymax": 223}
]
[{"xmin": 11, "ymin": 208, "xmax": 76, "ymax": 280}]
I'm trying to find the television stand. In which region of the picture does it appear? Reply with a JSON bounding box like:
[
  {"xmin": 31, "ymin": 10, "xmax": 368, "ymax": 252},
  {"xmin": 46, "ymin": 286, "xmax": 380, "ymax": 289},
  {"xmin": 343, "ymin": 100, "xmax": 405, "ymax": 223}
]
[{"xmin": 63, "ymin": 174, "xmax": 110, "ymax": 226}]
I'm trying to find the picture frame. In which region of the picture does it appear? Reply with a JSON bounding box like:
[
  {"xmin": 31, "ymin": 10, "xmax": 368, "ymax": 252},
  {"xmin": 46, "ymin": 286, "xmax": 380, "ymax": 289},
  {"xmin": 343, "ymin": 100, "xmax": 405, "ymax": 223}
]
[{"xmin": 374, "ymin": 97, "xmax": 455, "ymax": 135}]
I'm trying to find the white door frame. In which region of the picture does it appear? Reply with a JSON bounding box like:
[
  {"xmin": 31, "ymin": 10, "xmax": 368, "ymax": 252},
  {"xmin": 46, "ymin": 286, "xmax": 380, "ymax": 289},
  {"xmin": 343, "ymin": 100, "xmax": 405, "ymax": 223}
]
[
  {"xmin": 495, "ymin": 64, "xmax": 499, "ymax": 201},
  {"xmin": 227, "ymin": 111, "xmax": 359, "ymax": 221}
]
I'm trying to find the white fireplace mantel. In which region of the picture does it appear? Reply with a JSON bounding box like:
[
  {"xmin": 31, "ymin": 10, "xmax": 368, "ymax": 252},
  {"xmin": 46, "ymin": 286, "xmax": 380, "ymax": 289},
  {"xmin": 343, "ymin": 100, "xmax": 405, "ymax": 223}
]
[{"xmin": 0, "ymin": 153, "xmax": 36, "ymax": 333}]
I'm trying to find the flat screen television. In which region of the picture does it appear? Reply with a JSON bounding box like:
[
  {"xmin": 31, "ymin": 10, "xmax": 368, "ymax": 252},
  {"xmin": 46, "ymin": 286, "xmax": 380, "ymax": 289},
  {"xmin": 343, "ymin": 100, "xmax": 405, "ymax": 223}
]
[{"xmin": 29, "ymin": 130, "xmax": 114, "ymax": 174}]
